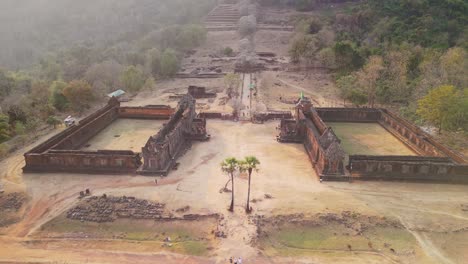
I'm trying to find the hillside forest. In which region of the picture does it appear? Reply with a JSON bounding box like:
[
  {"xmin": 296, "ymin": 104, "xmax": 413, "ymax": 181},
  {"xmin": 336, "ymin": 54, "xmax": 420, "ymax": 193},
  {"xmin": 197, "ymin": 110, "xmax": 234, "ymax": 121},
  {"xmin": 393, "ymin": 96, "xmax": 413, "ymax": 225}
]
[
  {"xmin": 0, "ymin": 0, "xmax": 216, "ymax": 156},
  {"xmin": 282, "ymin": 0, "xmax": 467, "ymax": 149}
]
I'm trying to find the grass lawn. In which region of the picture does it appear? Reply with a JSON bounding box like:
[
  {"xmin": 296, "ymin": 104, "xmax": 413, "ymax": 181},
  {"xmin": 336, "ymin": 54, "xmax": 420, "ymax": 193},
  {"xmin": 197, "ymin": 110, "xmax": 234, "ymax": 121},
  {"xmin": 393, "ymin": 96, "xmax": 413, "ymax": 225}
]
[{"xmin": 328, "ymin": 122, "xmax": 416, "ymax": 156}]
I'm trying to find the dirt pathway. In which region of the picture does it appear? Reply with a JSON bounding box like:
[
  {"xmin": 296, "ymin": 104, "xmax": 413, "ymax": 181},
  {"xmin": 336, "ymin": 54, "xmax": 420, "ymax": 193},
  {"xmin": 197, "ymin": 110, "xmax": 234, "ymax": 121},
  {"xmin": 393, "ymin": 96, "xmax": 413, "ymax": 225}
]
[
  {"xmin": 239, "ymin": 73, "xmax": 253, "ymax": 120},
  {"xmin": 398, "ymin": 216, "xmax": 455, "ymax": 264},
  {"xmin": 214, "ymin": 207, "xmax": 258, "ymax": 262}
]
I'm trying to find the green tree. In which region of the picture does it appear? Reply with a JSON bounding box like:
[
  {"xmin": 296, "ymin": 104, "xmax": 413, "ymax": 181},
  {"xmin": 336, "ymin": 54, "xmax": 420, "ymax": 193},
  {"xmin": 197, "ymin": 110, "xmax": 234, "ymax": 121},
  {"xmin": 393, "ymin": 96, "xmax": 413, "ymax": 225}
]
[
  {"xmin": 0, "ymin": 114, "xmax": 10, "ymax": 143},
  {"xmin": 223, "ymin": 47, "xmax": 234, "ymax": 57},
  {"xmin": 333, "ymin": 41, "xmax": 364, "ymax": 73},
  {"xmin": 50, "ymin": 81, "xmax": 69, "ymax": 111},
  {"xmin": 120, "ymin": 66, "xmax": 146, "ymax": 93},
  {"xmin": 417, "ymin": 85, "xmax": 463, "ymax": 133},
  {"xmin": 30, "ymin": 81, "xmax": 54, "ymax": 120},
  {"xmin": 63, "ymin": 80, "xmax": 94, "ymax": 113},
  {"xmin": 46, "ymin": 116, "xmax": 62, "ymax": 128},
  {"xmin": 445, "ymin": 88, "xmax": 468, "ymax": 131},
  {"xmin": 14, "ymin": 121, "xmax": 26, "ymax": 135},
  {"xmin": 348, "ymin": 90, "xmax": 368, "ymax": 107},
  {"xmin": 289, "ymin": 35, "xmax": 314, "ymax": 63},
  {"xmin": 224, "ymin": 73, "xmax": 241, "ymax": 93},
  {"xmin": 142, "ymin": 77, "xmax": 157, "ymax": 91},
  {"xmin": 176, "ymin": 24, "xmax": 207, "ymax": 50},
  {"xmin": 239, "ymin": 156, "xmax": 260, "ymax": 213},
  {"xmin": 160, "ymin": 49, "xmax": 179, "ymax": 77},
  {"xmin": 145, "ymin": 48, "xmax": 162, "ymax": 77},
  {"xmin": 7, "ymin": 105, "xmax": 27, "ymax": 126},
  {"xmin": 440, "ymin": 47, "xmax": 468, "ymax": 89},
  {"xmin": 356, "ymin": 55, "xmax": 384, "ymax": 107},
  {"xmin": 221, "ymin": 157, "xmax": 239, "ymax": 212}
]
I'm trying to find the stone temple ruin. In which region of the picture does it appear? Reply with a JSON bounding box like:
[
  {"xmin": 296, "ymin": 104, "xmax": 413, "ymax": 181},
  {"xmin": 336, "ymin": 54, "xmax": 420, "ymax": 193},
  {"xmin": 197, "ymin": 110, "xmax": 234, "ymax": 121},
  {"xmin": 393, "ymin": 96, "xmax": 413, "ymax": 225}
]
[
  {"xmin": 22, "ymin": 0, "xmax": 468, "ymax": 184},
  {"xmin": 23, "ymin": 94, "xmax": 209, "ymax": 175},
  {"xmin": 278, "ymin": 97, "xmax": 468, "ymax": 183}
]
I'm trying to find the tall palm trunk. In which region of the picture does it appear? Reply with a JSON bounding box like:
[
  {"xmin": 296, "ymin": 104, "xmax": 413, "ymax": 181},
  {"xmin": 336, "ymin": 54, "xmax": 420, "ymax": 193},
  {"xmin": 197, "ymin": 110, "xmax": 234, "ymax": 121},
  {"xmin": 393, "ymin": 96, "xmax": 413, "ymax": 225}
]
[
  {"xmin": 229, "ymin": 172, "xmax": 234, "ymax": 212},
  {"xmin": 246, "ymin": 168, "xmax": 252, "ymax": 213}
]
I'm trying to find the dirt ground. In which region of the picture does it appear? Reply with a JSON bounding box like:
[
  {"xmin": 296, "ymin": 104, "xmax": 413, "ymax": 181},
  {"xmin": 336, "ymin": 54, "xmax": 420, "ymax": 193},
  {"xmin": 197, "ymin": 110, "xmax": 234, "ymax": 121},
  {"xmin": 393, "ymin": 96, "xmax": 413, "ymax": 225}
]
[
  {"xmin": 80, "ymin": 119, "xmax": 165, "ymax": 151},
  {"xmin": 329, "ymin": 122, "xmax": 417, "ymax": 156},
  {"xmin": 0, "ymin": 121, "xmax": 467, "ymax": 263},
  {"xmin": 257, "ymin": 71, "xmax": 342, "ymax": 111}
]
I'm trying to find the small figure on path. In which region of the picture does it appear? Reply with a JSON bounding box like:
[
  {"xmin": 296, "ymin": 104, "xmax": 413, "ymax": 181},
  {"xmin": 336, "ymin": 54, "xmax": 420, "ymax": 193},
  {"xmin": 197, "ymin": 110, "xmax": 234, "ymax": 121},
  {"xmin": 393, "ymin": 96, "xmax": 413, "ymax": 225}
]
[
  {"xmin": 229, "ymin": 257, "xmax": 233, "ymax": 263},
  {"xmin": 238, "ymin": 257, "xmax": 243, "ymax": 264},
  {"xmin": 155, "ymin": 178, "xmax": 158, "ymax": 185}
]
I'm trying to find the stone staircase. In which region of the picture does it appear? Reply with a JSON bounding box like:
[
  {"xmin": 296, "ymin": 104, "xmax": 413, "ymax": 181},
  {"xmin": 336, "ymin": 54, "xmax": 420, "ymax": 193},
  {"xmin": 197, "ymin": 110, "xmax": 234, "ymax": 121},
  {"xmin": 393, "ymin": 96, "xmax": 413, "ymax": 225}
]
[{"xmin": 204, "ymin": 4, "xmax": 240, "ymax": 31}]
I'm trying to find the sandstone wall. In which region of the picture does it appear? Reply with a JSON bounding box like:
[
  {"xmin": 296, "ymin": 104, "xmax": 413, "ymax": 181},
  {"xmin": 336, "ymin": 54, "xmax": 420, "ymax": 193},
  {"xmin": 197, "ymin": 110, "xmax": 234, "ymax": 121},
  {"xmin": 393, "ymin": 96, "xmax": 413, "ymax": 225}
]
[
  {"xmin": 118, "ymin": 106, "xmax": 174, "ymax": 119},
  {"xmin": 349, "ymin": 155, "xmax": 468, "ymax": 183}
]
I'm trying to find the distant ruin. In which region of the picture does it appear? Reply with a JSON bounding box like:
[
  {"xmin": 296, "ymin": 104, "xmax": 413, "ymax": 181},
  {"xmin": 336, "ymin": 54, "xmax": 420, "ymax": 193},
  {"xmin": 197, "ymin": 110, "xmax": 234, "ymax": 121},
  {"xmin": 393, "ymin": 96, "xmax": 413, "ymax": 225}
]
[
  {"xmin": 278, "ymin": 97, "xmax": 468, "ymax": 183},
  {"xmin": 23, "ymin": 95, "xmax": 209, "ymax": 175}
]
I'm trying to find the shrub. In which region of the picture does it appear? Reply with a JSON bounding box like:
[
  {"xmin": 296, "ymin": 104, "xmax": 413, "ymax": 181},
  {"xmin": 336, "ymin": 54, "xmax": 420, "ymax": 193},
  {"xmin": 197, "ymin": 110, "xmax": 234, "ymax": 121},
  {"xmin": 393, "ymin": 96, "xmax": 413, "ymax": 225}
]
[
  {"xmin": 223, "ymin": 47, "xmax": 234, "ymax": 56},
  {"xmin": 160, "ymin": 49, "xmax": 180, "ymax": 77}
]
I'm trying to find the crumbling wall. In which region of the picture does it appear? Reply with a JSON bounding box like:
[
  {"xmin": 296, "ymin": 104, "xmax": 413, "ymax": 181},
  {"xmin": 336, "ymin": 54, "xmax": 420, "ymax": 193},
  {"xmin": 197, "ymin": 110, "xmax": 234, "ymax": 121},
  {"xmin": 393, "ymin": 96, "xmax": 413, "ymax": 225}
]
[
  {"xmin": 27, "ymin": 98, "xmax": 120, "ymax": 154},
  {"xmin": 349, "ymin": 155, "xmax": 468, "ymax": 183},
  {"xmin": 188, "ymin": 86, "xmax": 217, "ymax": 99},
  {"xmin": 118, "ymin": 106, "xmax": 174, "ymax": 119},
  {"xmin": 278, "ymin": 98, "xmax": 345, "ymax": 178},
  {"xmin": 317, "ymin": 108, "xmax": 381, "ymax": 123},
  {"xmin": 277, "ymin": 119, "xmax": 302, "ymax": 143},
  {"xmin": 198, "ymin": 112, "xmax": 237, "ymax": 120},
  {"xmin": 24, "ymin": 150, "xmax": 140, "ymax": 174},
  {"xmin": 278, "ymin": 101, "xmax": 467, "ymax": 183},
  {"xmin": 379, "ymin": 110, "xmax": 466, "ymax": 163},
  {"xmin": 140, "ymin": 95, "xmax": 209, "ymax": 176},
  {"xmin": 317, "ymin": 107, "xmax": 467, "ymax": 164},
  {"xmin": 52, "ymin": 104, "xmax": 119, "ymax": 150},
  {"xmin": 252, "ymin": 111, "xmax": 292, "ymax": 123},
  {"xmin": 23, "ymin": 97, "xmax": 166, "ymax": 175}
]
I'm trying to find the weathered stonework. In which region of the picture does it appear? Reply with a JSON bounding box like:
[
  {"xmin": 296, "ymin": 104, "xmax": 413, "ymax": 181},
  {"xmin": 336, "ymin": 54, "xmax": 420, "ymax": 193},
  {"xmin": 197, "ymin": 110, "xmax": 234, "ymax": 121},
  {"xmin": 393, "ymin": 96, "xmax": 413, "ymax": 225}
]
[
  {"xmin": 278, "ymin": 97, "xmax": 346, "ymax": 178},
  {"xmin": 24, "ymin": 95, "xmax": 209, "ymax": 175},
  {"xmin": 139, "ymin": 95, "xmax": 210, "ymax": 176},
  {"xmin": 278, "ymin": 100, "xmax": 468, "ymax": 183}
]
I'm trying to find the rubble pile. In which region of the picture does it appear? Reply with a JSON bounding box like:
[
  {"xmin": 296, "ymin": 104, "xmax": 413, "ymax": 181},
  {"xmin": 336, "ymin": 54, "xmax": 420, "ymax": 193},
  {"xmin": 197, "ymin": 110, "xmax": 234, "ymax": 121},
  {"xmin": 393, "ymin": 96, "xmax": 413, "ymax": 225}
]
[
  {"xmin": 0, "ymin": 192, "xmax": 25, "ymax": 211},
  {"xmin": 254, "ymin": 211, "xmax": 404, "ymax": 237},
  {"xmin": 67, "ymin": 195, "xmax": 166, "ymax": 223}
]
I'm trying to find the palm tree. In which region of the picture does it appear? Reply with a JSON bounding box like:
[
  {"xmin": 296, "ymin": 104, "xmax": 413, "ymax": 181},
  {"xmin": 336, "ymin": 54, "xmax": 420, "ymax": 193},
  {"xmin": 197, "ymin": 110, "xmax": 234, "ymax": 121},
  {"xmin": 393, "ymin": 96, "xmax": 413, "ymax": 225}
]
[
  {"xmin": 221, "ymin": 157, "xmax": 239, "ymax": 212},
  {"xmin": 242, "ymin": 156, "xmax": 260, "ymax": 213}
]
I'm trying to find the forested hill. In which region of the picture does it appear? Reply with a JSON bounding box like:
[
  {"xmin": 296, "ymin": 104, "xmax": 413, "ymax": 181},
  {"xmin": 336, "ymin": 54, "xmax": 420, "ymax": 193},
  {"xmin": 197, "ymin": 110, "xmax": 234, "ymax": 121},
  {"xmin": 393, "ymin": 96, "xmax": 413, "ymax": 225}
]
[
  {"xmin": 288, "ymin": 0, "xmax": 467, "ymax": 139},
  {"xmin": 362, "ymin": 0, "xmax": 467, "ymax": 49},
  {"xmin": 0, "ymin": 0, "xmax": 215, "ymax": 157},
  {"xmin": 0, "ymin": 0, "xmax": 215, "ymax": 69}
]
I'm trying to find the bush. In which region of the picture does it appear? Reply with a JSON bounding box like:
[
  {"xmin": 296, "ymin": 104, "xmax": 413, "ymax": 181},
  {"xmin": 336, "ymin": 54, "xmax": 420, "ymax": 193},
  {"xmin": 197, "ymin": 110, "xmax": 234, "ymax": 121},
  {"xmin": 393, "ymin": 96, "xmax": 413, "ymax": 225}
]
[
  {"xmin": 120, "ymin": 66, "xmax": 146, "ymax": 93},
  {"xmin": 0, "ymin": 114, "xmax": 10, "ymax": 143},
  {"xmin": 223, "ymin": 47, "xmax": 234, "ymax": 56},
  {"xmin": 46, "ymin": 116, "xmax": 62, "ymax": 128},
  {"xmin": 49, "ymin": 81, "xmax": 69, "ymax": 111},
  {"xmin": 160, "ymin": 49, "xmax": 180, "ymax": 77},
  {"xmin": 348, "ymin": 89, "xmax": 368, "ymax": 107},
  {"xmin": 14, "ymin": 121, "xmax": 26, "ymax": 135},
  {"xmin": 63, "ymin": 80, "xmax": 94, "ymax": 113}
]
